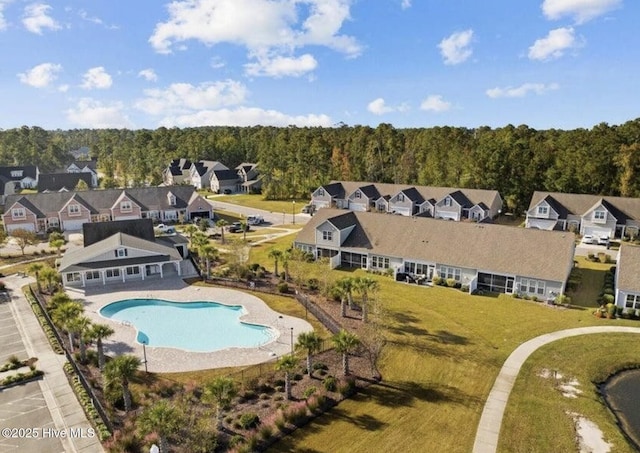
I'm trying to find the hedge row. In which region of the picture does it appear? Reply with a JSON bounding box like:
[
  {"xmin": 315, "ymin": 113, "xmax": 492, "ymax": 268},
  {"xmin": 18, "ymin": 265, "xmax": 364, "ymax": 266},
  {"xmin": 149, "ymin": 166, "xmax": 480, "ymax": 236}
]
[{"xmin": 23, "ymin": 288, "xmax": 64, "ymax": 354}]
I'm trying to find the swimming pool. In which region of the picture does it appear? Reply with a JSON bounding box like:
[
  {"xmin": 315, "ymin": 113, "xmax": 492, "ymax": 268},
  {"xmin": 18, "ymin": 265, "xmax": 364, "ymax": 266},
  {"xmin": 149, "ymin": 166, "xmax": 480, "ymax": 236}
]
[{"xmin": 99, "ymin": 299, "xmax": 276, "ymax": 352}]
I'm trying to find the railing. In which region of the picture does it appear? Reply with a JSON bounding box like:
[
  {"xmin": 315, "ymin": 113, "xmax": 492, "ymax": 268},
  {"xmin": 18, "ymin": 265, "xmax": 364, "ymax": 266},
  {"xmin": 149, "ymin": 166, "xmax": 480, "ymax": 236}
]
[{"xmin": 28, "ymin": 286, "xmax": 114, "ymax": 433}]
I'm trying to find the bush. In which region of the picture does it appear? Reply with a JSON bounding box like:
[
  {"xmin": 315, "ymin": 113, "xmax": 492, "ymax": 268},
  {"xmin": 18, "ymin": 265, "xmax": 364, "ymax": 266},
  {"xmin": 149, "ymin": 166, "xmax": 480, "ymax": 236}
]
[
  {"xmin": 337, "ymin": 377, "xmax": 357, "ymax": 397},
  {"xmin": 307, "ymin": 278, "xmax": 319, "ymax": 291},
  {"xmin": 239, "ymin": 412, "xmax": 260, "ymax": 430},
  {"xmin": 460, "ymin": 285, "xmax": 469, "ymax": 293},
  {"xmin": 277, "ymin": 282, "xmax": 289, "ymax": 293},
  {"xmin": 431, "ymin": 276, "xmax": 443, "ymax": 286},
  {"xmin": 258, "ymin": 424, "xmax": 273, "ymax": 441},
  {"xmin": 323, "ymin": 376, "xmax": 337, "ymax": 392},
  {"xmin": 303, "ymin": 386, "xmax": 317, "ymax": 399},
  {"xmin": 603, "ymin": 294, "xmax": 615, "ymax": 304}
]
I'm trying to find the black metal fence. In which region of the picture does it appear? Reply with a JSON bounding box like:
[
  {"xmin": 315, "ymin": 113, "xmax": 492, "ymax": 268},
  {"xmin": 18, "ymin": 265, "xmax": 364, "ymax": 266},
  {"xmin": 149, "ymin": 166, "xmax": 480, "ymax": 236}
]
[{"xmin": 28, "ymin": 286, "xmax": 114, "ymax": 433}]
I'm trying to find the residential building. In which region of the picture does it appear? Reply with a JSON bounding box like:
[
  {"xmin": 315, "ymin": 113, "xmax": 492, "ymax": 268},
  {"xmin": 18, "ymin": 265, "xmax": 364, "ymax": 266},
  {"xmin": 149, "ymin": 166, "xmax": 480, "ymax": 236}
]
[
  {"xmin": 310, "ymin": 181, "xmax": 502, "ymax": 222},
  {"xmin": 64, "ymin": 159, "xmax": 99, "ymax": 187},
  {"xmin": 2, "ymin": 186, "xmax": 213, "ymax": 233},
  {"xmin": 38, "ymin": 173, "xmax": 93, "ymax": 192},
  {"xmin": 615, "ymin": 243, "xmax": 640, "ymax": 313},
  {"xmin": 0, "ymin": 175, "xmax": 16, "ymax": 205},
  {"xmin": 210, "ymin": 169, "xmax": 240, "ymax": 194},
  {"xmin": 0, "ymin": 165, "xmax": 39, "ymax": 189},
  {"xmin": 162, "ymin": 158, "xmax": 192, "ymax": 185},
  {"xmin": 525, "ymin": 191, "xmax": 640, "ymax": 238},
  {"xmin": 189, "ymin": 160, "xmax": 229, "ymax": 189},
  {"xmin": 236, "ymin": 163, "xmax": 261, "ymax": 193},
  {"xmin": 294, "ymin": 209, "xmax": 575, "ymax": 298}
]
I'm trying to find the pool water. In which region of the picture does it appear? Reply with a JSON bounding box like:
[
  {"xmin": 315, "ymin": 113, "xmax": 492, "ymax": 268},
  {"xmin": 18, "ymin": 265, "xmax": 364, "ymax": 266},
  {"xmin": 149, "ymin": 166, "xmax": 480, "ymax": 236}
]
[{"xmin": 99, "ymin": 299, "xmax": 276, "ymax": 352}]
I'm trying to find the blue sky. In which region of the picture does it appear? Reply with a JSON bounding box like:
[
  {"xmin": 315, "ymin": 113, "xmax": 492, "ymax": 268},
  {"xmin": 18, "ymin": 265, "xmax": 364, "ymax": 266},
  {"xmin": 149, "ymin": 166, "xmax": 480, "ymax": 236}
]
[{"xmin": 0, "ymin": 0, "xmax": 638, "ymax": 130}]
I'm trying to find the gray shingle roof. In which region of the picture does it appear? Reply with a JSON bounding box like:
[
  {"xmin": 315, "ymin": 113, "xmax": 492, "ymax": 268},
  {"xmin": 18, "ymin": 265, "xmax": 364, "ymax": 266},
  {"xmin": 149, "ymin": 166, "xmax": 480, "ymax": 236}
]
[
  {"xmin": 296, "ymin": 209, "xmax": 575, "ymax": 282},
  {"xmin": 0, "ymin": 166, "xmax": 38, "ymax": 181},
  {"xmin": 38, "ymin": 173, "xmax": 93, "ymax": 192},
  {"xmin": 529, "ymin": 191, "xmax": 640, "ymax": 221},
  {"xmin": 617, "ymin": 243, "xmax": 640, "ymax": 293}
]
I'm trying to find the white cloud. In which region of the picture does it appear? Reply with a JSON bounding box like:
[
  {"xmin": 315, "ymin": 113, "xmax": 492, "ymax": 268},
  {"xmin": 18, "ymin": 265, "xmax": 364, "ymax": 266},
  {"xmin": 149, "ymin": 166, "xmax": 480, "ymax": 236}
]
[
  {"xmin": 486, "ymin": 82, "xmax": 560, "ymax": 98},
  {"xmin": 138, "ymin": 68, "xmax": 158, "ymax": 82},
  {"xmin": 66, "ymin": 98, "xmax": 133, "ymax": 128},
  {"xmin": 135, "ymin": 80, "xmax": 248, "ymax": 115},
  {"xmin": 17, "ymin": 62, "xmax": 62, "ymax": 88},
  {"xmin": 438, "ymin": 29, "xmax": 474, "ymax": 65},
  {"xmin": 401, "ymin": 0, "xmax": 412, "ymax": 9},
  {"xmin": 367, "ymin": 98, "xmax": 409, "ymax": 115},
  {"xmin": 245, "ymin": 53, "xmax": 318, "ymax": 77},
  {"xmin": 528, "ymin": 27, "xmax": 579, "ymax": 61},
  {"xmin": 542, "ymin": 0, "xmax": 621, "ymax": 24},
  {"xmin": 149, "ymin": 0, "xmax": 360, "ymax": 77},
  {"xmin": 22, "ymin": 3, "xmax": 61, "ymax": 34},
  {"xmin": 420, "ymin": 95, "xmax": 452, "ymax": 112},
  {"xmin": 0, "ymin": 1, "xmax": 11, "ymax": 31},
  {"xmin": 161, "ymin": 107, "xmax": 332, "ymax": 127},
  {"xmin": 78, "ymin": 9, "xmax": 118, "ymax": 29},
  {"xmin": 81, "ymin": 67, "xmax": 113, "ymax": 90}
]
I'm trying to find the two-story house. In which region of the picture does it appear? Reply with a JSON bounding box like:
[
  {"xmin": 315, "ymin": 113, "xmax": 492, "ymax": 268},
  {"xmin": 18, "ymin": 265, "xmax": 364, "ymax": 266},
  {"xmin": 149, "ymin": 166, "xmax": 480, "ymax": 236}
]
[
  {"xmin": 65, "ymin": 159, "xmax": 99, "ymax": 187},
  {"xmin": 0, "ymin": 165, "xmax": 39, "ymax": 189},
  {"xmin": 2, "ymin": 186, "xmax": 213, "ymax": 233},
  {"xmin": 615, "ymin": 243, "xmax": 640, "ymax": 314},
  {"xmin": 38, "ymin": 173, "xmax": 94, "ymax": 192},
  {"xmin": 294, "ymin": 209, "xmax": 575, "ymax": 298},
  {"xmin": 162, "ymin": 158, "xmax": 192, "ymax": 185},
  {"xmin": 525, "ymin": 192, "xmax": 640, "ymax": 238},
  {"xmin": 210, "ymin": 169, "xmax": 240, "ymax": 194},
  {"xmin": 310, "ymin": 181, "xmax": 502, "ymax": 222},
  {"xmin": 236, "ymin": 163, "xmax": 261, "ymax": 193},
  {"xmin": 190, "ymin": 160, "xmax": 229, "ymax": 190}
]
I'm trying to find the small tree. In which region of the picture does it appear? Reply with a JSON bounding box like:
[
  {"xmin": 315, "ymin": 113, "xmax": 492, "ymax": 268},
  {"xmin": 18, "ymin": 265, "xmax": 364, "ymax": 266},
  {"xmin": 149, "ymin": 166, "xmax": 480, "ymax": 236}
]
[
  {"xmin": 275, "ymin": 354, "xmax": 299, "ymax": 400},
  {"xmin": 353, "ymin": 276, "xmax": 379, "ymax": 323},
  {"xmin": 10, "ymin": 229, "xmax": 38, "ymax": 255},
  {"xmin": 68, "ymin": 315, "xmax": 92, "ymax": 363},
  {"xmin": 40, "ymin": 266, "xmax": 60, "ymax": 293},
  {"xmin": 267, "ymin": 248, "xmax": 283, "ymax": 276},
  {"xmin": 296, "ymin": 331, "xmax": 322, "ymax": 376},
  {"xmin": 104, "ymin": 355, "xmax": 141, "ymax": 412},
  {"xmin": 52, "ymin": 301, "xmax": 84, "ymax": 350},
  {"xmin": 27, "ymin": 262, "xmax": 44, "ymax": 293},
  {"xmin": 203, "ymin": 377, "xmax": 238, "ymax": 431},
  {"xmin": 215, "ymin": 219, "xmax": 228, "ymax": 244},
  {"xmin": 137, "ymin": 400, "xmax": 183, "ymax": 453},
  {"xmin": 75, "ymin": 179, "xmax": 90, "ymax": 191},
  {"xmin": 199, "ymin": 244, "xmax": 219, "ymax": 279},
  {"xmin": 332, "ymin": 329, "xmax": 360, "ymax": 376},
  {"xmin": 90, "ymin": 323, "xmax": 115, "ymax": 371}
]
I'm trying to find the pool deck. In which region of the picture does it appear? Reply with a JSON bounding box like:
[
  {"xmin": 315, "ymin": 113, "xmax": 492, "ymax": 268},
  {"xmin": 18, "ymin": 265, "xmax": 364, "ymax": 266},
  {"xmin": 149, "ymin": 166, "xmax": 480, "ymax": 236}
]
[{"xmin": 75, "ymin": 278, "xmax": 314, "ymax": 373}]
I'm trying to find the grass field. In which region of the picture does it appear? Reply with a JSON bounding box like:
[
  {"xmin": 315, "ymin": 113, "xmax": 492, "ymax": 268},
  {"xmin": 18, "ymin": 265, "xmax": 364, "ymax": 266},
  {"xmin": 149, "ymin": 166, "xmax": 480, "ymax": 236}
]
[
  {"xmin": 264, "ymin": 268, "xmax": 639, "ymax": 453},
  {"xmin": 208, "ymin": 193, "xmax": 309, "ymax": 214},
  {"xmin": 566, "ymin": 257, "xmax": 613, "ymax": 308}
]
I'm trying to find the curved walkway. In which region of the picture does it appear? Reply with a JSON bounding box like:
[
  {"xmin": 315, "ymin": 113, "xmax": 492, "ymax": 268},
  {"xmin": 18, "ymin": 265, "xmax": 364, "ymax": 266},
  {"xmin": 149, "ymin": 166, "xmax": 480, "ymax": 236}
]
[{"xmin": 472, "ymin": 326, "xmax": 640, "ymax": 453}]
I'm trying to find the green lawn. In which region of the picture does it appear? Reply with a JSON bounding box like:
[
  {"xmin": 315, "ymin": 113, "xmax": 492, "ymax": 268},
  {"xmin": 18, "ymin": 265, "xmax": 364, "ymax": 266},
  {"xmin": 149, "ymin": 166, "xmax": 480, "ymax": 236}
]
[
  {"xmin": 209, "ymin": 193, "xmax": 309, "ymax": 214},
  {"xmin": 567, "ymin": 256, "xmax": 614, "ymax": 308},
  {"xmin": 268, "ymin": 271, "xmax": 639, "ymax": 452}
]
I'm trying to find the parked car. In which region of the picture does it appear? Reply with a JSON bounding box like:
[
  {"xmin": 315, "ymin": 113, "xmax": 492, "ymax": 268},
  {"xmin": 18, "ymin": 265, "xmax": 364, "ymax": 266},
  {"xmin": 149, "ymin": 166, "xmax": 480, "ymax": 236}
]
[
  {"xmin": 247, "ymin": 215, "xmax": 264, "ymax": 225},
  {"xmin": 155, "ymin": 224, "xmax": 175, "ymax": 234},
  {"xmin": 301, "ymin": 204, "xmax": 314, "ymax": 214},
  {"xmin": 228, "ymin": 222, "xmax": 250, "ymax": 233},
  {"xmin": 598, "ymin": 235, "xmax": 610, "ymax": 246},
  {"xmin": 581, "ymin": 235, "xmax": 597, "ymax": 245}
]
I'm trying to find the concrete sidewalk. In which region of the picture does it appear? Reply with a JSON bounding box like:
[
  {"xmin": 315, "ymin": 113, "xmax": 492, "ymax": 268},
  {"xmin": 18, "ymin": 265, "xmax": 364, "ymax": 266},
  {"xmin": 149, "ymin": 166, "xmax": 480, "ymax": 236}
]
[
  {"xmin": 4, "ymin": 275, "xmax": 104, "ymax": 453},
  {"xmin": 472, "ymin": 326, "xmax": 640, "ymax": 453}
]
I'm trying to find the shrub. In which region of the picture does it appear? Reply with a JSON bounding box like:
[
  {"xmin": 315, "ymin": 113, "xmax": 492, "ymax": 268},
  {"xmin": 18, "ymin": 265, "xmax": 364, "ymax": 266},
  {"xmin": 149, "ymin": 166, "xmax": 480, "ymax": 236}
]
[
  {"xmin": 323, "ymin": 376, "xmax": 337, "ymax": 392},
  {"xmin": 307, "ymin": 278, "xmax": 319, "ymax": 291},
  {"xmin": 460, "ymin": 285, "xmax": 469, "ymax": 293},
  {"xmin": 512, "ymin": 293, "xmax": 521, "ymax": 299},
  {"xmin": 228, "ymin": 434, "xmax": 245, "ymax": 448},
  {"xmin": 258, "ymin": 424, "xmax": 273, "ymax": 441},
  {"xmin": 303, "ymin": 386, "xmax": 317, "ymax": 399},
  {"xmin": 431, "ymin": 276, "xmax": 443, "ymax": 286},
  {"xmin": 603, "ymin": 294, "xmax": 615, "ymax": 304},
  {"xmin": 587, "ymin": 253, "xmax": 596, "ymax": 261},
  {"xmin": 313, "ymin": 362, "xmax": 328, "ymax": 371},
  {"xmin": 606, "ymin": 303, "xmax": 617, "ymax": 318},
  {"xmin": 531, "ymin": 296, "xmax": 538, "ymax": 302},
  {"xmin": 446, "ymin": 278, "xmax": 458, "ymax": 287},
  {"xmin": 277, "ymin": 282, "xmax": 289, "ymax": 293},
  {"xmin": 274, "ymin": 411, "xmax": 287, "ymax": 432},
  {"xmin": 285, "ymin": 402, "xmax": 308, "ymax": 426},
  {"xmin": 239, "ymin": 412, "xmax": 260, "ymax": 430},
  {"xmin": 337, "ymin": 377, "xmax": 357, "ymax": 397}
]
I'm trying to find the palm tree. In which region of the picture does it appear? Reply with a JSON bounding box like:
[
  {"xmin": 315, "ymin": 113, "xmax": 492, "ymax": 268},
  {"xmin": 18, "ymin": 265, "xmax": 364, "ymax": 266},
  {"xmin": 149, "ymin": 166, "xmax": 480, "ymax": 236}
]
[
  {"xmin": 52, "ymin": 301, "xmax": 83, "ymax": 351},
  {"xmin": 27, "ymin": 262, "xmax": 44, "ymax": 293},
  {"xmin": 39, "ymin": 266, "xmax": 60, "ymax": 294},
  {"xmin": 281, "ymin": 249, "xmax": 291, "ymax": 281},
  {"xmin": 354, "ymin": 276, "xmax": 379, "ymax": 323},
  {"xmin": 334, "ymin": 278, "xmax": 354, "ymax": 316},
  {"xmin": 104, "ymin": 355, "xmax": 141, "ymax": 413},
  {"xmin": 203, "ymin": 377, "xmax": 238, "ymax": 431},
  {"xmin": 183, "ymin": 223, "xmax": 198, "ymax": 242},
  {"xmin": 50, "ymin": 238, "xmax": 65, "ymax": 256},
  {"xmin": 90, "ymin": 323, "xmax": 115, "ymax": 371},
  {"xmin": 275, "ymin": 354, "xmax": 299, "ymax": 400},
  {"xmin": 215, "ymin": 219, "xmax": 228, "ymax": 244},
  {"xmin": 332, "ymin": 329, "xmax": 360, "ymax": 376},
  {"xmin": 199, "ymin": 244, "xmax": 218, "ymax": 279},
  {"xmin": 48, "ymin": 291, "xmax": 72, "ymax": 310},
  {"xmin": 137, "ymin": 400, "xmax": 183, "ymax": 453},
  {"xmin": 68, "ymin": 315, "xmax": 92, "ymax": 363},
  {"xmin": 296, "ymin": 331, "xmax": 322, "ymax": 376},
  {"xmin": 267, "ymin": 248, "xmax": 283, "ymax": 277}
]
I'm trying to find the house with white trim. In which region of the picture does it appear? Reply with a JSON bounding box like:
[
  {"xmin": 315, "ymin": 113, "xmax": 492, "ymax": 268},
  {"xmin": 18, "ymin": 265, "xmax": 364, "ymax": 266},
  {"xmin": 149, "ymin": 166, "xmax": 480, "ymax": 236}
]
[
  {"xmin": 294, "ymin": 209, "xmax": 575, "ymax": 298},
  {"xmin": 615, "ymin": 243, "xmax": 640, "ymax": 313}
]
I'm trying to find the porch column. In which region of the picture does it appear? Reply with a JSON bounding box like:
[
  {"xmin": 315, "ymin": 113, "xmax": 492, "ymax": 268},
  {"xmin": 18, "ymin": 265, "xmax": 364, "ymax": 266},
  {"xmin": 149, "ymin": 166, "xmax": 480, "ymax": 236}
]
[
  {"xmin": 140, "ymin": 265, "xmax": 145, "ymax": 280},
  {"xmin": 81, "ymin": 272, "xmax": 86, "ymax": 288},
  {"xmin": 122, "ymin": 268, "xmax": 126, "ymax": 282},
  {"xmin": 176, "ymin": 262, "xmax": 181, "ymax": 276},
  {"xmin": 102, "ymin": 270, "xmax": 106, "ymax": 285},
  {"xmin": 159, "ymin": 263, "xmax": 163, "ymax": 279}
]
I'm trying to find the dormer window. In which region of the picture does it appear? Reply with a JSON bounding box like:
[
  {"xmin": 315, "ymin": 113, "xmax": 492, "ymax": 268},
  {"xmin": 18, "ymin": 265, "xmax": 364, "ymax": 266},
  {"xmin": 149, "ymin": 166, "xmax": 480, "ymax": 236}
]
[
  {"xmin": 444, "ymin": 197, "xmax": 452, "ymax": 207},
  {"xmin": 11, "ymin": 207, "xmax": 25, "ymax": 219},
  {"xmin": 355, "ymin": 191, "xmax": 361, "ymax": 199},
  {"xmin": 594, "ymin": 211, "xmax": 606, "ymax": 221},
  {"xmin": 318, "ymin": 188, "xmax": 325, "ymax": 196},
  {"xmin": 537, "ymin": 206, "xmax": 548, "ymax": 215},
  {"xmin": 68, "ymin": 204, "xmax": 81, "ymax": 216},
  {"xmin": 120, "ymin": 201, "xmax": 132, "ymax": 212},
  {"xmin": 167, "ymin": 193, "xmax": 176, "ymax": 206},
  {"xmin": 10, "ymin": 170, "xmax": 23, "ymax": 178}
]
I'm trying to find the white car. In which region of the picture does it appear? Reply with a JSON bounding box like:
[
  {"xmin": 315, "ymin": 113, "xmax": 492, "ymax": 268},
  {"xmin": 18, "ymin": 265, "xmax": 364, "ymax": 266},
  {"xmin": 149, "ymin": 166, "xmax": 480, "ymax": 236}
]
[
  {"xmin": 598, "ymin": 235, "xmax": 610, "ymax": 246},
  {"xmin": 247, "ymin": 215, "xmax": 264, "ymax": 225},
  {"xmin": 581, "ymin": 235, "xmax": 596, "ymax": 244}
]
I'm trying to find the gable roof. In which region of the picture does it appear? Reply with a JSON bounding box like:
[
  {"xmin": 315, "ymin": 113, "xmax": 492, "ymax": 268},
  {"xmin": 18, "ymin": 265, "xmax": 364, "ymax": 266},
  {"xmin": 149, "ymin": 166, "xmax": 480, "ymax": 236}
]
[
  {"xmin": 212, "ymin": 169, "xmax": 239, "ymax": 181},
  {"xmin": 528, "ymin": 191, "xmax": 640, "ymax": 221},
  {"xmin": 83, "ymin": 219, "xmax": 155, "ymax": 246},
  {"xmin": 5, "ymin": 186, "xmax": 198, "ymax": 218},
  {"xmin": 296, "ymin": 209, "xmax": 575, "ymax": 282},
  {"xmin": 59, "ymin": 232, "xmax": 181, "ymax": 273},
  {"xmin": 68, "ymin": 159, "xmax": 98, "ymax": 171},
  {"xmin": 0, "ymin": 166, "xmax": 38, "ymax": 181},
  {"xmin": 617, "ymin": 243, "xmax": 640, "ymax": 293},
  {"xmin": 447, "ymin": 190, "xmax": 472, "ymax": 208},
  {"xmin": 398, "ymin": 187, "xmax": 425, "ymax": 204},
  {"xmin": 38, "ymin": 173, "xmax": 93, "ymax": 192}
]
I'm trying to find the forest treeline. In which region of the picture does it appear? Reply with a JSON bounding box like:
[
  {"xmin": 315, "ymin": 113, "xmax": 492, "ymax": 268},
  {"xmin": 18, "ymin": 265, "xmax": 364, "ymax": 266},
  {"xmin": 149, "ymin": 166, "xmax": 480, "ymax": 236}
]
[{"xmin": 1, "ymin": 119, "xmax": 639, "ymax": 213}]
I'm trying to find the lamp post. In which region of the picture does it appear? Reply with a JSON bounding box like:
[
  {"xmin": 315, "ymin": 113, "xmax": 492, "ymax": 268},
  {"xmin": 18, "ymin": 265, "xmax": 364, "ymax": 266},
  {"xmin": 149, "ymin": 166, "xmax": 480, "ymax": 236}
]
[
  {"xmin": 142, "ymin": 340, "xmax": 148, "ymax": 373},
  {"xmin": 292, "ymin": 201, "xmax": 296, "ymax": 224},
  {"xmin": 290, "ymin": 327, "xmax": 294, "ymax": 354}
]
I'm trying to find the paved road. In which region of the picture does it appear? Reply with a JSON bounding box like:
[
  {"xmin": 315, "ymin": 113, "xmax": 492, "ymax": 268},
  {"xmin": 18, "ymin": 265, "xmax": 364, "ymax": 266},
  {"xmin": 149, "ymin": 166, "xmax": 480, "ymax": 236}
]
[
  {"xmin": 205, "ymin": 197, "xmax": 311, "ymax": 226},
  {"xmin": 472, "ymin": 326, "xmax": 640, "ymax": 453}
]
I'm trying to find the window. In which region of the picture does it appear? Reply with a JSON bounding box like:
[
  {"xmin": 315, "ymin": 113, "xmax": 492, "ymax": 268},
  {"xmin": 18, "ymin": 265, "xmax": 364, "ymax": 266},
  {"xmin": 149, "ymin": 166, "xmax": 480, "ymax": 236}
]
[
  {"xmin": 520, "ymin": 278, "xmax": 545, "ymax": 295},
  {"xmin": 397, "ymin": 193, "xmax": 405, "ymax": 202},
  {"xmin": 48, "ymin": 218, "xmax": 59, "ymax": 227},
  {"xmin": 626, "ymin": 294, "xmax": 640, "ymax": 310},
  {"xmin": 126, "ymin": 266, "xmax": 140, "ymax": 275},
  {"xmin": 66, "ymin": 272, "xmax": 81, "ymax": 282},
  {"xmin": 318, "ymin": 188, "xmax": 325, "ymax": 196},
  {"xmin": 440, "ymin": 266, "xmax": 461, "ymax": 281},
  {"xmin": 86, "ymin": 271, "xmax": 100, "ymax": 280},
  {"xmin": 537, "ymin": 206, "xmax": 548, "ymax": 215},
  {"xmin": 68, "ymin": 204, "xmax": 80, "ymax": 216},
  {"xmin": 120, "ymin": 201, "xmax": 132, "ymax": 212},
  {"xmin": 106, "ymin": 269, "xmax": 120, "ymax": 278},
  {"xmin": 115, "ymin": 248, "xmax": 128, "ymax": 258},
  {"xmin": 10, "ymin": 170, "xmax": 23, "ymax": 178},
  {"xmin": 355, "ymin": 191, "xmax": 361, "ymax": 199},
  {"xmin": 594, "ymin": 211, "xmax": 606, "ymax": 220},
  {"xmin": 11, "ymin": 208, "xmax": 25, "ymax": 219},
  {"xmin": 167, "ymin": 194, "xmax": 176, "ymax": 206},
  {"xmin": 322, "ymin": 231, "xmax": 333, "ymax": 241},
  {"xmin": 444, "ymin": 197, "xmax": 452, "ymax": 207},
  {"xmin": 370, "ymin": 256, "xmax": 390, "ymax": 269}
]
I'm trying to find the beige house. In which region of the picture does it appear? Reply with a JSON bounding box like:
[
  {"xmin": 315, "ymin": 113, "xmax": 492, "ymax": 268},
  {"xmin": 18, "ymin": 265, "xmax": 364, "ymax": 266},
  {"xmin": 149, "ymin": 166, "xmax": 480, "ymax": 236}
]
[
  {"xmin": 615, "ymin": 243, "xmax": 640, "ymax": 313},
  {"xmin": 294, "ymin": 209, "xmax": 575, "ymax": 298}
]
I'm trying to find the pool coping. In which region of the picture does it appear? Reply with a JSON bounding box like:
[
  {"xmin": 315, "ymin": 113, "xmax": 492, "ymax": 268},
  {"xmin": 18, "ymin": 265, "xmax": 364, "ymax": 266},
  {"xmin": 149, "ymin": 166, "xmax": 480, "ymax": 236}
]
[{"xmin": 77, "ymin": 278, "xmax": 314, "ymax": 373}]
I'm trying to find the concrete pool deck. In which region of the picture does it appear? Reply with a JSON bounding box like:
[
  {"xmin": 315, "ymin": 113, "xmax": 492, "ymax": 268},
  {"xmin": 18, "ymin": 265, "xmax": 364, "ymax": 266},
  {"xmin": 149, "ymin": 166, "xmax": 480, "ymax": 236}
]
[{"xmin": 75, "ymin": 278, "xmax": 314, "ymax": 373}]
